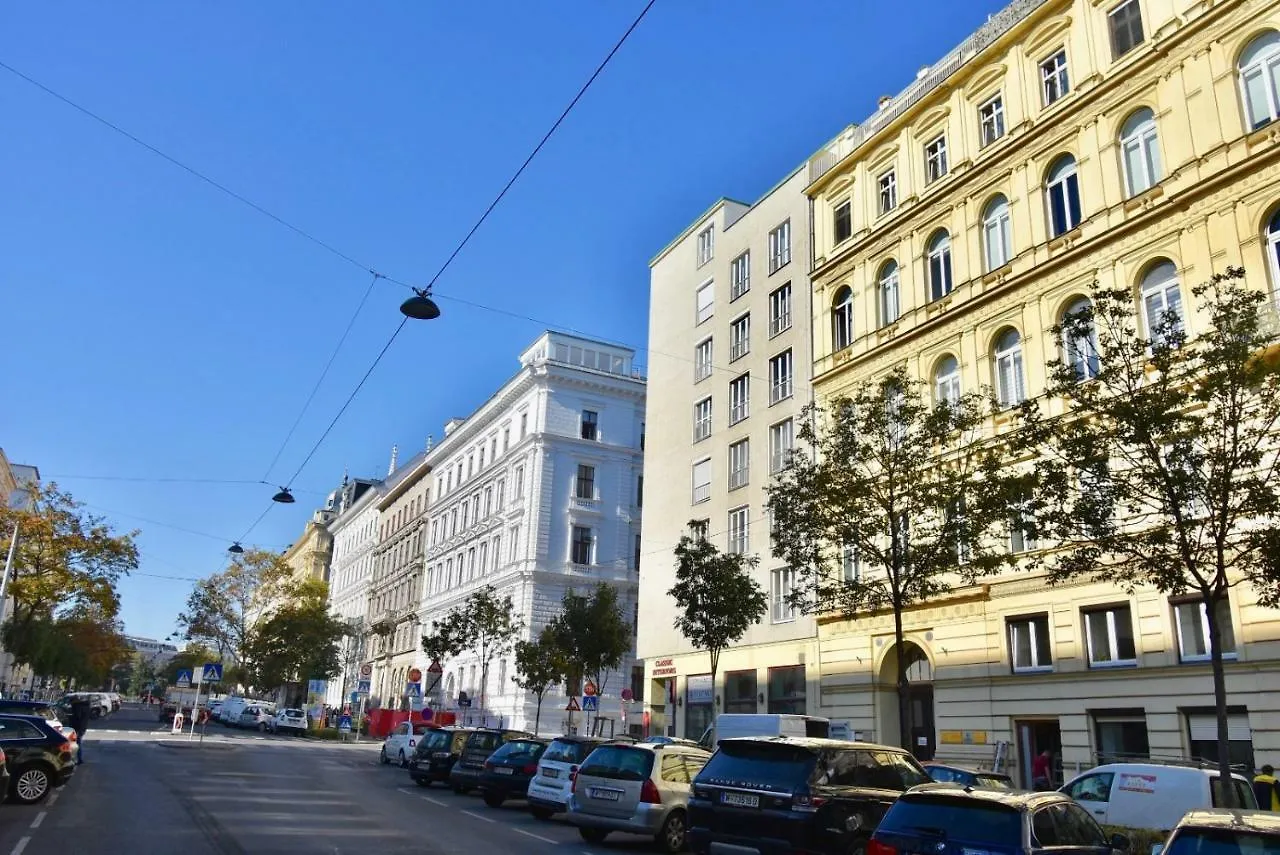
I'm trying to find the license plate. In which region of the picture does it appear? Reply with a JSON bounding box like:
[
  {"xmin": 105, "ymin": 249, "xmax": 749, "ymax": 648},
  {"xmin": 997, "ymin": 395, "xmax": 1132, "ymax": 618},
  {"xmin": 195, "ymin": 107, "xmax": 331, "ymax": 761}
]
[
  {"xmin": 543, "ymin": 768, "xmax": 560, "ymax": 778},
  {"xmin": 721, "ymin": 791, "xmax": 760, "ymax": 808},
  {"xmin": 495, "ymin": 767, "xmax": 514, "ymax": 775},
  {"xmin": 589, "ymin": 787, "xmax": 621, "ymax": 801}
]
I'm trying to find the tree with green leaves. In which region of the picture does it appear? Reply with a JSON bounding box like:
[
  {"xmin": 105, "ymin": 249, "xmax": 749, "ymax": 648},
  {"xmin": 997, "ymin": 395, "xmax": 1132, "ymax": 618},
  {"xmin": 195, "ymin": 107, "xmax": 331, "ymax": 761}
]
[
  {"xmin": 669, "ymin": 529, "xmax": 767, "ymax": 731},
  {"xmin": 242, "ymin": 578, "xmax": 348, "ymax": 697},
  {"xmin": 428, "ymin": 585, "xmax": 524, "ymax": 715},
  {"xmin": 162, "ymin": 644, "xmax": 219, "ymax": 685},
  {"xmin": 767, "ymin": 366, "xmax": 1016, "ymax": 751},
  {"xmin": 1012, "ymin": 267, "xmax": 1280, "ymax": 802},
  {"xmin": 545, "ymin": 583, "xmax": 631, "ymax": 727},
  {"xmin": 176, "ymin": 547, "xmax": 291, "ymax": 675},
  {"xmin": 512, "ymin": 628, "xmax": 565, "ymax": 735}
]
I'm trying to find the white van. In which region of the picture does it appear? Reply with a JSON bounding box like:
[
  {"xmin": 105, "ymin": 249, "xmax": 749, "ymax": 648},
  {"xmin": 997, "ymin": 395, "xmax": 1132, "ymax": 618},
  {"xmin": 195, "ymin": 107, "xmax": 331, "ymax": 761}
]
[
  {"xmin": 697, "ymin": 714, "xmax": 830, "ymax": 751},
  {"xmin": 1060, "ymin": 762, "xmax": 1257, "ymax": 831},
  {"xmin": 219, "ymin": 697, "xmax": 249, "ymax": 725}
]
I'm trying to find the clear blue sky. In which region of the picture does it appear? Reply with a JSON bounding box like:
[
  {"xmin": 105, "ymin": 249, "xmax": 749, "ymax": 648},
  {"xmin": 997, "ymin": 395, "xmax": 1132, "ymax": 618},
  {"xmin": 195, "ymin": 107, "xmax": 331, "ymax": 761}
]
[{"xmin": 1, "ymin": 1, "xmax": 1005, "ymax": 641}]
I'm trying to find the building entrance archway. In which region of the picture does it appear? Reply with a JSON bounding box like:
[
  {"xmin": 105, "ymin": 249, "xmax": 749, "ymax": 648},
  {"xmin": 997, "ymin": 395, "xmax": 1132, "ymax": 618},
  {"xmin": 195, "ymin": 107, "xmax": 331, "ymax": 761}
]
[{"xmin": 877, "ymin": 640, "xmax": 935, "ymax": 760}]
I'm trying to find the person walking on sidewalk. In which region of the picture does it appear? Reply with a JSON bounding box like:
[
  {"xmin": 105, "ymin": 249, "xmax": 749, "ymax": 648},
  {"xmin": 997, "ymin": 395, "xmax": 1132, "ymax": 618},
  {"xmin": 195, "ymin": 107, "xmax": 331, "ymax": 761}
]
[
  {"xmin": 1254, "ymin": 765, "xmax": 1279, "ymax": 810},
  {"xmin": 69, "ymin": 695, "xmax": 91, "ymax": 763}
]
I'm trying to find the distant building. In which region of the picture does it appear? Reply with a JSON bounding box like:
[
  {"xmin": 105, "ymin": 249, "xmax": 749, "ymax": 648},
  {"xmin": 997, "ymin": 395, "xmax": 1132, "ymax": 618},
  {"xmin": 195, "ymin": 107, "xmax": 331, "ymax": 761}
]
[
  {"xmin": 125, "ymin": 635, "xmax": 179, "ymax": 666},
  {"xmin": 281, "ymin": 509, "xmax": 335, "ymax": 587},
  {"xmin": 324, "ymin": 475, "xmax": 382, "ymax": 707},
  {"xmin": 0, "ymin": 449, "xmax": 39, "ymax": 695}
]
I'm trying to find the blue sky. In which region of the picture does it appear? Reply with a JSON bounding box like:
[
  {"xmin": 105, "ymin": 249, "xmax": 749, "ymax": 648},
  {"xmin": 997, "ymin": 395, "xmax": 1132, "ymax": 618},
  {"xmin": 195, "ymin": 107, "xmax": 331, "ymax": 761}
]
[{"xmin": 1, "ymin": 1, "xmax": 1005, "ymax": 641}]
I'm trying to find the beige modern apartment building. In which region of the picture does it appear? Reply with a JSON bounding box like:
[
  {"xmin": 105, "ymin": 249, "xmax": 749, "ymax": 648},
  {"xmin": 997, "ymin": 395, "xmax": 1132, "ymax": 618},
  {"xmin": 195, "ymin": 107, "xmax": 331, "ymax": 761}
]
[
  {"xmin": 804, "ymin": 0, "xmax": 1280, "ymax": 783},
  {"xmin": 638, "ymin": 168, "xmax": 816, "ymax": 740}
]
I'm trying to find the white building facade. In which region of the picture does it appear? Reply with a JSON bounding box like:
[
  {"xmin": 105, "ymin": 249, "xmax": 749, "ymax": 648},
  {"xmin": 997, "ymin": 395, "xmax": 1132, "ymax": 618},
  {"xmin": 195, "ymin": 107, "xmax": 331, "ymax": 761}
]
[
  {"xmin": 420, "ymin": 332, "xmax": 646, "ymax": 736},
  {"xmin": 324, "ymin": 477, "xmax": 382, "ymax": 707}
]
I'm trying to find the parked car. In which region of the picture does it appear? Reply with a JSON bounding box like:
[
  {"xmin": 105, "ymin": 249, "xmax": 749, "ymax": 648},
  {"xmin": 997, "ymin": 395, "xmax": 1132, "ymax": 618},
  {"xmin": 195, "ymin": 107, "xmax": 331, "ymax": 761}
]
[
  {"xmin": 687, "ymin": 737, "xmax": 930, "ymax": 855},
  {"xmin": 0, "ymin": 714, "xmax": 76, "ymax": 804},
  {"xmin": 643, "ymin": 736, "xmax": 701, "ymax": 747},
  {"xmin": 1061, "ymin": 762, "xmax": 1257, "ymax": 832},
  {"xmin": 237, "ymin": 705, "xmax": 274, "ymax": 731},
  {"xmin": 219, "ymin": 697, "xmax": 248, "ymax": 724},
  {"xmin": 105, "ymin": 692, "xmax": 121, "ymax": 712},
  {"xmin": 480, "ymin": 737, "xmax": 550, "ymax": 808},
  {"xmin": 380, "ymin": 721, "xmax": 434, "ymax": 767},
  {"xmin": 871, "ymin": 783, "xmax": 1130, "ymax": 855},
  {"xmin": 207, "ymin": 699, "xmax": 223, "ymax": 720},
  {"xmin": 527, "ymin": 736, "xmax": 607, "ymax": 819},
  {"xmin": 0, "ymin": 700, "xmax": 80, "ymax": 759},
  {"xmin": 448, "ymin": 728, "xmax": 533, "ymax": 794},
  {"xmin": 1154, "ymin": 809, "xmax": 1280, "ymax": 855},
  {"xmin": 698, "ymin": 714, "xmax": 831, "ymax": 751},
  {"xmin": 269, "ymin": 708, "xmax": 307, "ymax": 735},
  {"xmin": 569, "ymin": 740, "xmax": 711, "ymax": 854},
  {"xmin": 923, "ymin": 762, "xmax": 1014, "ymax": 789},
  {"xmin": 408, "ymin": 727, "xmax": 474, "ymax": 787}
]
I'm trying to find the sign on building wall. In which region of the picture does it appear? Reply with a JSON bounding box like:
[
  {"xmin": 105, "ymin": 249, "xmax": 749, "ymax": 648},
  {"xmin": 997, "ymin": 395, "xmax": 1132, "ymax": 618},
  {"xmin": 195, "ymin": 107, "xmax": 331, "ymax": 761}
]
[
  {"xmin": 652, "ymin": 658, "xmax": 676, "ymax": 677},
  {"xmin": 686, "ymin": 674, "xmax": 713, "ymax": 705}
]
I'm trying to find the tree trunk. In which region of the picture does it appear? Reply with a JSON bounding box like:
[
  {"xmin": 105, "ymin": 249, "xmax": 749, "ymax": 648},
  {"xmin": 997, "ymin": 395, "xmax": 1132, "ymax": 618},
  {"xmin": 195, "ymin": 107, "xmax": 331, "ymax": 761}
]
[
  {"xmin": 1204, "ymin": 592, "xmax": 1236, "ymax": 807},
  {"xmin": 893, "ymin": 604, "xmax": 911, "ymax": 753},
  {"xmin": 533, "ymin": 689, "xmax": 543, "ymax": 736}
]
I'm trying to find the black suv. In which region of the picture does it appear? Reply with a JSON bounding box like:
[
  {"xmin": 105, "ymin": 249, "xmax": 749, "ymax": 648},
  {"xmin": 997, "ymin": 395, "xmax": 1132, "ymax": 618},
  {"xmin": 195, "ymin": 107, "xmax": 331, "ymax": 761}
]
[
  {"xmin": 408, "ymin": 726, "xmax": 474, "ymax": 787},
  {"xmin": 688, "ymin": 737, "xmax": 930, "ymax": 855},
  {"xmin": 0, "ymin": 714, "xmax": 76, "ymax": 804},
  {"xmin": 448, "ymin": 728, "xmax": 533, "ymax": 795}
]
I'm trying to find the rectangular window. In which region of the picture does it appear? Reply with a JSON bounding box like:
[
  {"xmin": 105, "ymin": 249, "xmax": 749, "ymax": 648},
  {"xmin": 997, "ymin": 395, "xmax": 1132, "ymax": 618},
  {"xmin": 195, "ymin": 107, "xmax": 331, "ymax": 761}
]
[
  {"xmin": 767, "ymin": 665, "xmax": 806, "ymax": 714},
  {"xmin": 633, "ymin": 533, "xmax": 642, "ymax": 570},
  {"xmin": 924, "ymin": 135, "xmax": 948, "ymax": 183},
  {"xmin": 502, "ymin": 428, "xmax": 510, "ymax": 452},
  {"xmin": 581, "ymin": 410, "xmax": 598, "ymax": 441},
  {"xmin": 769, "ymin": 418, "xmax": 794, "ymax": 474},
  {"xmin": 695, "ymin": 281, "xmax": 714, "ymax": 325},
  {"xmin": 496, "ymin": 480, "xmax": 505, "ymax": 509},
  {"xmin": 1084, "ymin": 605, "xmax": 1138, "ymax": 667},
  {"xmin": 728, "ymin": 506, "xmax": 749, "ymax": 554},
  {"xmin": 478, "ymin": 542, "xmax": 487, "ymax": 575},
  {"xmin": 570, "ymin": 525, "xmax": 592, "ymax": 565},
  {"xmin": 769, "ymin": 283, "xmax": 792, "ymax": 337},
  {"xmin": 576, "ymin": 464, "xmax": 595, "ymax": 500},
  {"xmin": 730, "ymin": 314, "xmax": 751, "ymax": 362},
  {"xmin": 1094, "ymin": 712, "xmax": 1150, "ymax": 764},
  {"xmin": 693, "ymin": 397, "xmax": 713, "ymax": 442},
  {"xmin": 833, "ymin": 200, "xmax": 852, "ymax": 243},
  {"xmin": 769, "ymin": 350, "xmax": 793, "ymax": 404},
  {"xmin": 696, "ymin": 224, "xmax": 714, "ymax": 266},
  {"xmin": 729, "ymin": 374, "xmax": 750, "ymax": 425},
  {"xmin": 1174, "ymin": 599, "xmax": 1237, "ymax": 662},
  {"xmin": 979, "ymin": 94, "xmax": 1005, "ymax": 147},
  {"xmin": 730, "ymin": 252, "xmax": 751, "ymax": 301},
  {"xmin": 636, "ymin": 475, "xmax": 643, "ymax": 508},
  {"xmin": 1008, "ymin": 614, "xmax": 1053, "ymax": 672},
  {"xmin": 692, "ymin": 459, "xmax": 712, "ymax": 504},
  {"xmin": 694, "ymin": 338, "xmax": 713, "ymax": 382},
  {"xmin": 1108, "ymin": 0, "xmax": 1144, "ymax": 58},
  {"xmin": 724, "ymin": 670, "xmax": 757, "ymax": 714},
  {"xmin": 841, "ymin": 545, "xmax": 859, "ymax": 582},
  {"xmin": 768, "ymin": 220, "xmax": 791, "ymax": 273},
  {"xmin": 520, "ymin": 413, "xmax": 528, "ymax": 439},
  {"xmin": 493, "ymin": 536, "xmax": 501, "ymax": 569},
  {"xmin": 878, "ymin": 169, "xmax": 897, "ymax": 215},
  {"xmin": 514, "ymin": 465, "xmax": 525, "ymax": 498},
  {"xmin": 510, "ymin": 525, "xmax": 520, "ymax": 561},
  {"xmin": 772, "ymin": 567, "xmax": 796, "ymax": 623},
  {"xmin": 728, "ymin": 439, "xmax": 750, "ymax": 490},
  {"xmin": 1041, "ymin": 49, "xmax": 1070, "ymax": 105}
]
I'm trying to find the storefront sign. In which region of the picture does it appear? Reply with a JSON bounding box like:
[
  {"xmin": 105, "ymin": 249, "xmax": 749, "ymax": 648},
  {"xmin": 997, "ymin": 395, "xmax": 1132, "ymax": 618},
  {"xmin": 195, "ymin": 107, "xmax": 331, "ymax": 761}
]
[
  {"xmin": 940, "ymin": 730, "xmax": 989, "ymax": 745},
  {"xmin": 686, "ymin": 674, "xmax": 713, "ymax": 705},
  {"xmin": 652, "ymin": 657, "xmax": 677, "ymax": 677}
]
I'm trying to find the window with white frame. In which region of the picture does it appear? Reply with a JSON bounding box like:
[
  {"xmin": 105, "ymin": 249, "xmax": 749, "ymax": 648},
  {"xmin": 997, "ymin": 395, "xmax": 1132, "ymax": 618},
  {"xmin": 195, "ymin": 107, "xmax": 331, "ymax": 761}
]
[
  {"xmin": 1040, "ymin": 49, "xmax": 1070, "ymax": 105},
  {"xmin": 994, "ymin": 328, "xmax": 1026, "ymax": 408},
  {"xmin": 979, "ymin": 94, "xmax": 1005, "ymax": 147},
  {"xmin": 478, "ymin": 541, "xmax": 488, "ymax": 575},
  {"xmin": 581, "ymin": 410, "xmax": 598, "ymax": 441},
  {"xmin": 691, "ymin": 459, "xmax": 711, "ymax": 505},
  {"xmin": 696, "ymin": 281, "xmax": 714, "ymax": 325},
  {"xmin": 570, "ymin": 525, "xmax": 593, "ymax": 565},
  {"xmin": 1062, "ymin": 297, "xmax": 1101, "ymax": 381},
  {"xmin": 694, "ymin": 337, "xmax": 713, "ymax": 382},
  {"xmin": 769, "ymin": 350, "xmax": 793, "ymax": 404},
  {"xmin": 768, "ymin": 220, "xmax": 791, "ymax": 273},
  {"xmin": 769, "ymin": 418, "xmax": 794, "ymax": 474},
  {"xmin": 924, "ymin": 135, "xmax": 948, "ymax": 183},
  {"xmin": 509, "ymin": 525, "xmax": 521, "ymax": 561},
  {"xmin": 879, "ymin": 260, "xmax": 901, "ymax": 326},
  {"xmin": 1268, "ymin": 210, "xmax": 1280, "ymax": 304},
  {"xmin": 841, "ymin": 545, "xmax": 859, "ymax": 582},
  {"xmin": 727, "ymin": 506, "xmax": 749, "ymax": 554},
  {"xmin": 729, "ymin": 374, "xmax": 750, "ymax": 425},
  {"xmin": 1174, "ymin": 598, "xmax": 1237, "ymax": 662},
  {"xmin": 693, "ymin": 397, "xmax": 713, "ymax": 442},
  {"xmin": 1083, "ymin": 605, "xmax": 1137, "ymax": 667},
  {"xmin": 983, "ymin": 195, "xmax": 1013, "ymax": 271},
  {"xmin": 831, "ymin": 286, "xmax": 854, "ymax": 351},
  {"xmin": 934, "ymin": 355, "xmax": 961, "ymax": 405},
  {"xmin": 1008, "ymin": 614, "xmax": 1053, "ymax": 672},
  {"xmin": 833, "ymin": 200, "xmax": 852, "ymax": 243},
  {"xmin": 730, "ymin": 251, "xmax": 751, "ymax": 300},
  {"xmin": 575, "ymin": 464, "xmax": 595, "ymax": 500},
  {"xmin": 877, "ymin": 169, "xmax": 897, "ymax": 215},
  {"xmin": 730, "ymin": 314, "xmax": 751, "ymax": 362},
  {"xmin": 514, "ymin": 465, "xmax": 525, "ymax": 498},
  {"xmin": 771, "ymin": 567, "xmax": 796, "ymax": 623},
  {"xmin": 927, "ymin": 230, "xmax": 953, "ymax": 301},
  {"xmin": 1141, "ymin": 260, "xmax": 1184, "ymax": 347},
  {"xmin": 1108, "ymin": 0, "xmax": 1145, "ymax": 59},
  {"xmin": 1239, "ymin": 32, "xmax": 1280, "ymax": 130},
  {"xmin": 1046, "ymin": 154, "xmax": 1082, "ymax": 237},
  {"xmin": 696, "ymin": 224, "xmax": 714, "ymax": 267},
  {"xmin": 728, "ymin": 439, "xmax": 750, "ymax": 490},
  {"xmin": 1009, "ymin": 489, "xmax": 1036, "ymax": 553},
  {"xmin": 769, "ymin": 283, "xmax": 792, "ymax": 336},
  {"xmin": 1120, "ymin": 108, "xmax": 1161, "ymax": 197}
]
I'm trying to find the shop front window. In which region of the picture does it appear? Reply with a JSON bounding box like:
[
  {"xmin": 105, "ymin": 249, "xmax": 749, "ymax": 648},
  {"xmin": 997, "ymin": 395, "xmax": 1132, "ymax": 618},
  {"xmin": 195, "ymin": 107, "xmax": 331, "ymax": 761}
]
[
  {"xmin": 685, "ymin": 674, "xmax": 714, "ymax": 741},
  {"xmin": 767, "ymin": 665, "xmax": 806, "ymax": 714},
  {"xmin": 724, "ymin": 670, "xmax": 758, "ymax": 714}
]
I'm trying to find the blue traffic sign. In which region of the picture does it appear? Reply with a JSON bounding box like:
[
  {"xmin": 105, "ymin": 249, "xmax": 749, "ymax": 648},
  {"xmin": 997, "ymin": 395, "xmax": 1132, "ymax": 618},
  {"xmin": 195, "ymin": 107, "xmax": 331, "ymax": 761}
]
[
  {"xmin": 339, "ymin": 714, "xmax": 352, "ymax": 732},
  {"xmin": 175, "ymin": 669, "xmax": 193, "ymax": 688},
  {"xmin": 356, "ymin": 679, "xmax": 371, "ymax": 694},
  {"xmin": 405, "ymin": 682, "xmax": 421, "ymax": 698},
  {"xmin": 581, "ymin": 695, "xmax": 599, "ymax": 712},
  {"xmin": 201, "ymin": 663, "xmax": 223, "ymax": 683},
  {"xmin": 349, "ymin": 692, "xmax": 360, "ymax": 705}
]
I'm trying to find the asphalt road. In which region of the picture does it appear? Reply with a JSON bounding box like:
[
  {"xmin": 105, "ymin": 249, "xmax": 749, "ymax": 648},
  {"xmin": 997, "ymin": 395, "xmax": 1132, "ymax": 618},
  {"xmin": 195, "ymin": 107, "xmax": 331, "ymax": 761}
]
[{"xmin": 0, "ymin": 704, "xmax": 663, "ymax": 854}]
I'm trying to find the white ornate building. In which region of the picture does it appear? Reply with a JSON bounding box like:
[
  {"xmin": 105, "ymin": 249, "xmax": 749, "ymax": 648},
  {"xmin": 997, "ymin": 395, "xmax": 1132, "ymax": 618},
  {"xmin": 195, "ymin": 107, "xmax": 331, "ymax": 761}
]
[{"xmin": 323, "ymin": 476, "xmax": 382, "ymax": 707}]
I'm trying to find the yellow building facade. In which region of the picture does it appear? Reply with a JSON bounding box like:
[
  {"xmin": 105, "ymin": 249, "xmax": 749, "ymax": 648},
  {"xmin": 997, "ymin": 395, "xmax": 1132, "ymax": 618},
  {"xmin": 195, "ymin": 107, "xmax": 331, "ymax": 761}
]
[{"xmin": 805, "ymin": 0, "xmax": 1280, "ymax": 785}]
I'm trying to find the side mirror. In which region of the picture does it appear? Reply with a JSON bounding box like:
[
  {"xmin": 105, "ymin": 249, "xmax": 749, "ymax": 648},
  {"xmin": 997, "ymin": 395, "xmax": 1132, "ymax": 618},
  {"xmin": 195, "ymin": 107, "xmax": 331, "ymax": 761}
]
[{"xmin": 1109, "ymin": 833, "xmax": 1131, "ymax": 853}]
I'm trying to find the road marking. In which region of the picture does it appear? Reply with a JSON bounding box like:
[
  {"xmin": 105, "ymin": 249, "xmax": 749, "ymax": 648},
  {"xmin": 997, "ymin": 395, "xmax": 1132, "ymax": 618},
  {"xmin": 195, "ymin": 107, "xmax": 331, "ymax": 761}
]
[
  {"xmin": 422, "ymin": 795, "xmax": 447, "ymax": 806},
  {"xmin": 29, "ymin": 813, "xmax": 45, "ymax": 829},
  {"xmin": 395, "ymin": 788, "xmax": 419, "ymax": 796},
  {"xmin": 10, "ymin": 836, "xmax": 29, "ymax": 855},
  {"xmin": 47, "ymin": 793, "xmax": 59, "ymax": 807},
  {"xmin": 460, "ymin": 809, "xmax": 496, "ymax": 824},
  {"xmin": 513, "ymin": 827, "xmax": 557, "ymax": 844}
]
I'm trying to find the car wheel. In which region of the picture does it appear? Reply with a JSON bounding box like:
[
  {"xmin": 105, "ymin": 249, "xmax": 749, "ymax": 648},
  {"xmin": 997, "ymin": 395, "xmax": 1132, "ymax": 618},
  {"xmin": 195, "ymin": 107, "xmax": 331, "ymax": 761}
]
[
  {"xmin": 657, "ymin": 810, "xmax": 686, "ymax": 854},
  {"xmin": 453, "ymin": 785, "xmax": 469, "ymax": 795},
  {"xmin": 379, "ymin": 746, "xmax": 389, "ymax": 765},
  {"xmin": 483, "ymin": 792, "xmax": 504, "ymax": 808},
  {"xmin": 11, "ymin": 766, "xmax": 52, "ymax": 804},
  {"xmin": 415, "ymin": 778, "xmax": 431, "ymax": 788},
  {"xmin": 578, "ymin": 827, "xmax": 609, "ymax": 844},
  {"xmin": 259, "ymin": 723, "xmax": 268, "ymax": 733},
  {"xmin": 398, "ymin": 750, "xmax": 407, "ymax": 768},
  {"xmin": 530, "ymin": 806, "xmax": 554, "ymax": 821}
]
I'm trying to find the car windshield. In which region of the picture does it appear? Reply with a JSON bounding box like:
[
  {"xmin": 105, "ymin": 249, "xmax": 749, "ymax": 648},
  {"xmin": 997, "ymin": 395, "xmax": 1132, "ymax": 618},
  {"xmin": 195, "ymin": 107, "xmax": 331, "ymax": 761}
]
[
  {"xmin": 1167, "ymin": 829, "xmax": 1280, "ymax": 855},
  {"xmin": 284, "ymin": 710, "xmax": 303, "ymax": 717},
  {"xmin": 579, "ymin": 746, "xmax": 655, "ymax": 782},
  {"xmin": 419, "ymin": 730, "xmax": 454, "ymax": 750},
  {"xmin": 699, "ymin": 741, "xmax": 817, "ymax": 790},
  {"xmin": 468, "ymin": 732, "xmax": 502, "ymax": 751},
  {"xmin": 491, "ymin": 741, "xmax": 545, "ymax": 762},
  {"xmin": 975, "ymin": 774, "xmax": 1014, "ymax": 789},
  {"xmin": 544, "ymin": 739, "xmax": 594, "ymax": 764},
  {"xmin": 879, "ymin": 797, "xmax": 1023, "ymax": 846},
  {"xmin": 1210, "ymin": 777, "xmax": 1259, "ymax": 809},
  {"xmin": 412, "ymin": 723, "xmax": 432, "ymax": 735}
]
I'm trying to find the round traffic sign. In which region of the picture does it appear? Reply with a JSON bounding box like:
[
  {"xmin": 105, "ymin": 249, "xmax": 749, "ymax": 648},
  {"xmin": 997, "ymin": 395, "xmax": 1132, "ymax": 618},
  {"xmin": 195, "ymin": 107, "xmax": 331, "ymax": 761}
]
[
  {"xmin": 621, "ymin": 688, "xmax": 634, "ymax": 701},
  {"xmin": 359, "ymin": 663, "xmax": 373, "ymax": 678},
  {"xmin": 583, "ymin": 681, "xmax": 597, "ymax": 697},
  {"xmin": 408, "ymin": 668, "xmax": 422, "ymax": 683}
]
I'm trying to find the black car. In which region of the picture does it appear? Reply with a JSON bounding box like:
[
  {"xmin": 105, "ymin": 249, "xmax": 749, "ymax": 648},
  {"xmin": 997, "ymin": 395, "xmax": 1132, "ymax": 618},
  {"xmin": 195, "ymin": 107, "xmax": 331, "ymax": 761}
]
[
  {"xmin": 448, "ymin": 728, "xmax": 533, "ymax": 795},
  {"xmin": 0, "ymin": 714, "xmax": 76, "ymax": 804},
  {"xmin": 870, "ymin": 784, "xmax": 1129, "ymax": 855},
  {"xmin": 480, "ymin": 737, "xmax": 550, "ymax": 808},
  {"xmin": 923, "ymin": 762, "xmax": 1014, "ymax": 789},
  {"xmin": 688, "ymin": 737, "xmax": 931, "ymax": 855},
  {"xmin": 408, "ymin": 726, "xmax": 474, "ymax": 787}
]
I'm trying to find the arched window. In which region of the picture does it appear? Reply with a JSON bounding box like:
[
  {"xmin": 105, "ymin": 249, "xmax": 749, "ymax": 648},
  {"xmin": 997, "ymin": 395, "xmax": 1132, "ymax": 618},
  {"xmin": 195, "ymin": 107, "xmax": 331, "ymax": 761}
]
[
  {"xmin": 983, "ymin": 195, "xmax": 1013, "ymax": 271},
  {"xmin": 1046, "ymin": 154, "xmax": 1082, "ymax": 237},
  {"xmin": 1140, "ymin": 260, "xmax": 1184, "ymax": 346},
  {"xmin": 927, "ymin": 230, "xmax": 954, "ymax": 301},
  {"xmin": 934, "ymin": 355, "xmax": 961, "ymax": 405},
  {"xmin": 993, "ymin": 328, "xmax": 1026, "ymax": 407},
  {"xmin": 879, "ymin": 261, "xmax": 901, "ymax": 326},
  {"xmin": 1120, "ymin": 108, "xmax": 1162, "ymax": 197},
  {"xmin": 1239, "ymin": 31, "xmax": 1280, "ymax": 130},
  {"xmin": 1062, "ymin": 297, "xmax": 1100, "ymax": 381},
  {"xmin": 831, "ymin": 286, "xmax": 854, "ymax": 351},
  {"xmin": 1266, "ymin": 209, "xmax": 1280, "ymax": 299}
]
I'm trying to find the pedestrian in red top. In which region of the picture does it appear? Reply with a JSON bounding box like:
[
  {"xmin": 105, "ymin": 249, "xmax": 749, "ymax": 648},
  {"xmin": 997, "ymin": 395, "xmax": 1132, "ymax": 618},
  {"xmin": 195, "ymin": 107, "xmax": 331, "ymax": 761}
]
[{"xmin": 1032, "ymin": 749, "xmax": 1053, "ymax": 790}]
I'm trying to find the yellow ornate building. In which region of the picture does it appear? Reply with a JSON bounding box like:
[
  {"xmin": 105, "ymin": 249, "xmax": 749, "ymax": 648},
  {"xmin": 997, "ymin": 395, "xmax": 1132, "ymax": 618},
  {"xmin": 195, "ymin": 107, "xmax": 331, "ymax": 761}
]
[{"xmin": 805, "ymin": 0, "xmax": 1280, "ymax": 784}]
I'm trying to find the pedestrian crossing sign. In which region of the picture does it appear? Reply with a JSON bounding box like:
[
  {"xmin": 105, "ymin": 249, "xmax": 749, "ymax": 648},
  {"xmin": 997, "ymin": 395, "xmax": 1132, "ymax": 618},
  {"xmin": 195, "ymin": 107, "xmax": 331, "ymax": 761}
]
[
  {"xmin": 581, "ymin": 695, "xmax": 599, "ymax": 712},
  {"xmin": 201, "ymin": 663, "xmax": 223, "ymax": 683}
]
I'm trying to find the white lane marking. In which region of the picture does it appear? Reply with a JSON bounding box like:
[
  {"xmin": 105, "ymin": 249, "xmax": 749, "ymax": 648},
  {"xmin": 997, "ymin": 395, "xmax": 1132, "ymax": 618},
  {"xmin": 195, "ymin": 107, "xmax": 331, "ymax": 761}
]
[
  {"xmin": 513, "ymin": 827, "xmax": 557, "ymax": 845},
  {"xmin": 47, "ymin": 792, "xmax": 59, "ymax": 806},
  {"xmin": 460, "ymin": 809, "xmax": 496, "ymax": 824},
  {"xmin": 422, "ymin": 795, "xmax": 447, "ymax": 806},
  {"xmin": 29, "ymin": 813, "xmax": 45, "ymax": 829},
  {"xmin": 395, "ymin": 788, "xmax": 419, "ymax": 796},
  {"xmin": 10, "ymin": 836, "xmax": 30, "ymax": 855}
]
